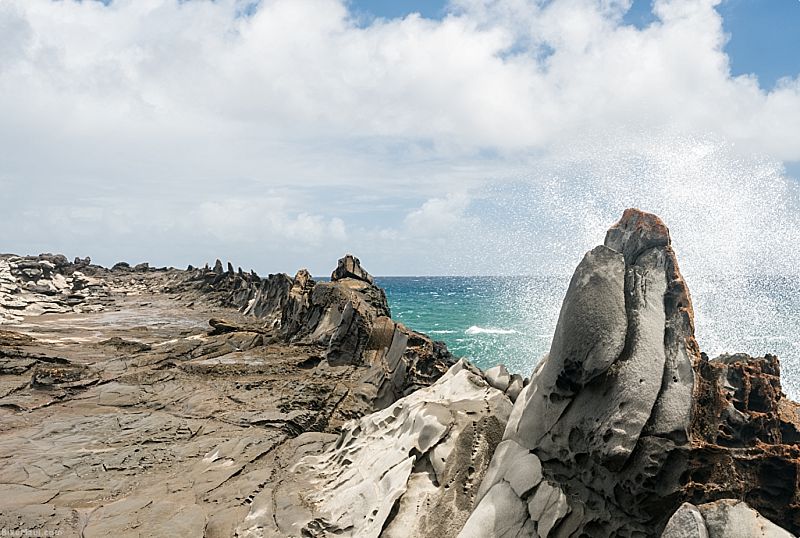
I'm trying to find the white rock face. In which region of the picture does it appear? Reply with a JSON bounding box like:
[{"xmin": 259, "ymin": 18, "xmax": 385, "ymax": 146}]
[
  {"xmin": 237, "ymin": 360, "xmax": 512, "ymax": 538},
  {"xmin": 458, "ymin": 481, "xmax": 529, "ymax": 538}
]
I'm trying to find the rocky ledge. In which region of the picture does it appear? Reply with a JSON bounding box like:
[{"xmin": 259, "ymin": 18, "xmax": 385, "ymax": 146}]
[
  {"xmin": 1, "ymin": 211, "xmax": 798, "ymax": 538},
  {"xmin": 0, "ymin": 252, "xmax": 520, "ymax": 536}
]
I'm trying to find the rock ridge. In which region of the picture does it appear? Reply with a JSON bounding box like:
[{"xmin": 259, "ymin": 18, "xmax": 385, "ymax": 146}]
[{"xmin": 174, "ymin": 254, "xmax": 453, "ymax": 411}]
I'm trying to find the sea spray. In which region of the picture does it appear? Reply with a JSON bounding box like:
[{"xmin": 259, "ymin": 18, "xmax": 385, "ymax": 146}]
[{"xmin": 453, "ymin": 132, "xmax": 800, "ymax": 396}]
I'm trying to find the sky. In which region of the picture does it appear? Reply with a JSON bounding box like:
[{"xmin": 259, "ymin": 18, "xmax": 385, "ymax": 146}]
[{"xmin": 1, "ymin": 0, "xmax": 799, "ymax": 276}]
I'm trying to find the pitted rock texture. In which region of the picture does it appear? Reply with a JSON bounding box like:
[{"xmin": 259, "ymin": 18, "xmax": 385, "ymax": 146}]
[
  {"xmin": 463, "ymin": 209, "xmax": 799, "ymax": 537},
  {"xmin": 236, "ymin": 360, "xmax": 511, "ymax": 538}
]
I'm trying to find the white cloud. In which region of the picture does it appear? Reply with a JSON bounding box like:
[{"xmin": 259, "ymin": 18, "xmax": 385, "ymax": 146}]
[
  {"xmin": 0, "ymin": 0, "xmax": 799, "ymax": 275},
  {"xmin": 196, "ymin": 197, "xmax": 347, "ymax": 244},
  {"xmin": 403, "ymin": 192, "xmax": 471, "ymax": 236},
  {"xmin": 4, "ymin": 0, "xmax": 799, "ymax": 157}
]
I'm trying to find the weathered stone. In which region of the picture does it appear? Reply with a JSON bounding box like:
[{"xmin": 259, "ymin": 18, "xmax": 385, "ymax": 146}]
[
  {"xmin": 331, "ymin": 254, "xmax": 374, "ymax": 284},
  {"xmin": 485, "ymin": 364, "xmax": 511, "ymax": 392},
  {"xmin": 251, "ymin": 361, "xmax": 511, "ymax": 538},
  {"xmin": 464, "ymin": 209, "xmax": 799, "ymax": 537},
  {"xmin": 698, "ymin": 500, "xmax": 793, "ymax": 538},
  {"xmin": 526, "ymin": 481, "xmax": 569, "ymax": 538},
  {"xmin": 506, "ymin": 373, "xmax": 524, "ymax": 402},
  {"xmin": 661, "ymin": 503, "xmax": 709, "ymax": 538},
  {"xmin": 508, "ymin": 244, "xmax": 627, "ymax": 453},
  {"xmin": 458, "ymin": 482, "xmax": 529, "ymax": 538}
]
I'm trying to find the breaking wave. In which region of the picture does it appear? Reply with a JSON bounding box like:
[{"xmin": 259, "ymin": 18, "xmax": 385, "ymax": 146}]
[{"xmin": 465, "ymin": 326, "xmax": 519, "ymax": 335}]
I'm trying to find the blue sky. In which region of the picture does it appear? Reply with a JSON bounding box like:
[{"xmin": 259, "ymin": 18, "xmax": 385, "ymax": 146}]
[
  {"xmin": 352, "ymin": 0, "xmax": 800, "ymax": 91},
  {"xmin": 1, "ymin": 0, "xmax": 799, "ymax": 276},
  {"xmin": 349, "ymin": 0, "xmax": 449, "ymax": 20}
]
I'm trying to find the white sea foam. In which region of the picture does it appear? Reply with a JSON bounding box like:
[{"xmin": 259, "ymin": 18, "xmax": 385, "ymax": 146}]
[{"xmin": 465, "ymin": 326, "xmax": 518, "ymax": 335}]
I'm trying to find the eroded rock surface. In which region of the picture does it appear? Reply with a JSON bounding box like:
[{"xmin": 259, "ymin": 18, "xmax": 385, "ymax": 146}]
[
  {"xmin": 237, "ymin": 360, "xmax": 512, "ymax": 537},
  {"xmin": 0, "ymin": 254, "xmax": 457, "ymax": 537},
  {"xmin": 463, "ymin": 209, "xmax": 799, "ymax": 537},
  {"xmin": 172, "ymin": 255, "xmax": 453, "ymax": 412}
]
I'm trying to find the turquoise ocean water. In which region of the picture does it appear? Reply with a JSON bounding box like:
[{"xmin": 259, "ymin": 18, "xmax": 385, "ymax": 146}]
[
  {"xmin": 376, "ymin": 276, "xmax": 564, "ymax": 377},
  {"xmin": 376, "ymin": 275, "xmax": 800, "ymax": 397}
]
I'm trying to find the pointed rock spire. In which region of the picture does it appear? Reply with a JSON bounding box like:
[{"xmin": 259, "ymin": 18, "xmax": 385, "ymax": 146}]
[{"xmin": 331, "ymin": 254, "xmax": 374, "ymax": 284}]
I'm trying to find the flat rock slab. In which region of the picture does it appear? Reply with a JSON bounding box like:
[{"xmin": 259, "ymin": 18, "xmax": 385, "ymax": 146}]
[{"xmin": 0, "ymin": 290, "xmax": 407, "ymax": 536}]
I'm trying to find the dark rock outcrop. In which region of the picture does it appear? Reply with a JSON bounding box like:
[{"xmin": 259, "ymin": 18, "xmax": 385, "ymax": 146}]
[
  {"xmin": 177, "ymin": 255, "xmax": 453, "ymax": 411},
  {"xmin": 331, "ymin": 253, "xmax": 374, "ymax": 284},
  {"xmin": 462, "ymin": 209, "xmax": 799, "ymax": 537}
]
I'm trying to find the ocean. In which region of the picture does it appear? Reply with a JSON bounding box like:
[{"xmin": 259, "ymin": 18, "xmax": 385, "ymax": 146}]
[{"xmin": 376, "ymin": 275, "xmax": 800, "ymax": 398}]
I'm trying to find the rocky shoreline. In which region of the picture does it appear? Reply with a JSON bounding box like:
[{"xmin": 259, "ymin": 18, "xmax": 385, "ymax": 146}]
[{"xmin": 1, "ymin": 210, "xmax": 798, "ymax": 537}]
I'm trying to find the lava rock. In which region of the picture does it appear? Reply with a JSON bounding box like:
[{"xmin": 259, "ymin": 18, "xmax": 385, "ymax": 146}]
[
  {"xmin": 463, "ymin": 209, "xmax": 800, "ymax": 537},
  {"xmin": 330, "ymin": 254, "xmax": 374, "ymax": 284}
]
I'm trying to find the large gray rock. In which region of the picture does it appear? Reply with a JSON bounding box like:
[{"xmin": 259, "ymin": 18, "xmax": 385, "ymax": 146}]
[
  {"xmin": 698, "ymin": 500, "xmax": 794, "ymax": 538},
  {"xmin": 465, "ymin": 209, "xmax": 703, "ymax": 537},
  {"xmin": 458, "ymin": 481, "xmax": 530, "ymax": 538},
  {"xmin": 484, "ymin": 364, "xmax": 511, "ymax": 392},
  {"xmin": 331, "ymin": 254, "xmax": 375, "ymax": 284},
  {"xmin": 661, "ymin": 500, "xmax": 794, "ymax": 538}
]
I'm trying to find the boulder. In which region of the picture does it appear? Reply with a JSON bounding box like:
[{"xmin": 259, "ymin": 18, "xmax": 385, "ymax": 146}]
[
  {"xmin": 506, "ymin": 374, "xmax": 524, "ymax": 402},
  {"xmin": 662, "ymin": 500, "xmax": 794, "ymax": 538},
  {"xmin": 661, "ymin": 503, "xmax": 709, "ymax": 538},
  {"xmin": 485, "ymin": 364, "xmax": 511, "ymax": 392},
  {"xmin": 697, "ymin": 500, "xmax": 793, "ymax": 538}
]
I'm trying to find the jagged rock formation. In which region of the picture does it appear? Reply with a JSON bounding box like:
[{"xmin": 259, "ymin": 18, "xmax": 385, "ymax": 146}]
[
  {"xmin": 0, "ymin": 254, "xmax": 112, "ymax": 321},
  {"xmin": 331, "ymin": 254, "xmax": 375, "ymax": 284},
  {"xmin": 3, "ymin": 212, "xmax": 799, "ymax": 538},
  {"xmin": 0, "ymin": 253, "xmax": 459, "ymax": 537},
  {"xmin": 175, "ymin": 254, "xmax": 453, "ymax": 411},
  {"xmin": 237, "ymin": 360, "xmax": 512, "ymax": 537},
  {"xmin": 461, "ymin": 209, "xmax": 799, "ymax": 537}
]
